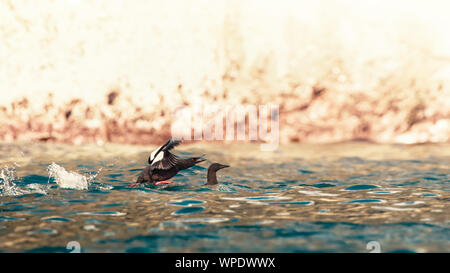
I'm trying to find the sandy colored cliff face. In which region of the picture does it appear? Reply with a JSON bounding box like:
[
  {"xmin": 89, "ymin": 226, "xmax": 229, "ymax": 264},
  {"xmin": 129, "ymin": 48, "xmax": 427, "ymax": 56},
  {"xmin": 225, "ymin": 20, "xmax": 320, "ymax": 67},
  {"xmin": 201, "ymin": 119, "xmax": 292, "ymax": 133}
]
[{"xmin": 1, "ymin": 0, "xmax": 449, "ymax": 145}]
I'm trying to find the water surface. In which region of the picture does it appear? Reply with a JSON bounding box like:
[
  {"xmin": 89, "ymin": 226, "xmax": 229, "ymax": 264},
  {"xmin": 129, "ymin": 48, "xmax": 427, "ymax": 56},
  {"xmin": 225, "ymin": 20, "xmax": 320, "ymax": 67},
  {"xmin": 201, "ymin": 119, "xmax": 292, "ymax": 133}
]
[{"xmin": 0, "ymin": 142, "xmax": 449, "ymax": 252}]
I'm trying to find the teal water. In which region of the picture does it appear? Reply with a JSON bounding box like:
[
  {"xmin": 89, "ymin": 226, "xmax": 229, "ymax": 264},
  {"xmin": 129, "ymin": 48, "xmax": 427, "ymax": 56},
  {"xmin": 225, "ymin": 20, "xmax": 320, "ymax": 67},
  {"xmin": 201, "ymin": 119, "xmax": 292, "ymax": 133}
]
[{"xmin": 0, "ymin": 142, "xmax": 449, "ymax": 253}]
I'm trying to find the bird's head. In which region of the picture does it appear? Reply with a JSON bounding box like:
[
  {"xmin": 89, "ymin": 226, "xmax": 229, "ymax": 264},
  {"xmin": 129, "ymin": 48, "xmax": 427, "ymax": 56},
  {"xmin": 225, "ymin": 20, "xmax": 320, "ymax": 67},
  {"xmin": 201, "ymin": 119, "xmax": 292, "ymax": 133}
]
[{"xmin": 208, "ymin": 163, "xmax": 230, "ymax": 172}]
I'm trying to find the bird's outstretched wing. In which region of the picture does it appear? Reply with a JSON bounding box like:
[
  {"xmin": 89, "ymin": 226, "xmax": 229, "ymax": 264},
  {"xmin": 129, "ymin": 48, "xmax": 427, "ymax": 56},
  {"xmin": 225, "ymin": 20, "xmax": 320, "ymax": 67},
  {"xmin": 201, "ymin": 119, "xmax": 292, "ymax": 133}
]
[
  {"xmin": 150, "ymin": 151, "xmax": 183, "ymax": 170},
  {"xmin": 148, "ymin": 139, "xmax": 182, "ymax": 165}
]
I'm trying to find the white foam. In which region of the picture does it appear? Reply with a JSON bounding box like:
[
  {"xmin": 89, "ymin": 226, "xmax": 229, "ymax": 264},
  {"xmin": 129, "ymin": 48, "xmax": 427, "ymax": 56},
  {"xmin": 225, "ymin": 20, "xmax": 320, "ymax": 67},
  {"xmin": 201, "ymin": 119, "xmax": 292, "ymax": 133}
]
[
  {"xmin": 216, "ymin": 184, "xmax": 233, "ymax": 192},
  {"xmin": 26, "ymin": 183, "xmax": 50, "ymax": 195},
  {"xmin": 47, "ymin": 163, "xmax": 91, "ymax": 190},
  {"xmin": 98, "ymin": 185, "xmax": 113, "ymax": 191}
]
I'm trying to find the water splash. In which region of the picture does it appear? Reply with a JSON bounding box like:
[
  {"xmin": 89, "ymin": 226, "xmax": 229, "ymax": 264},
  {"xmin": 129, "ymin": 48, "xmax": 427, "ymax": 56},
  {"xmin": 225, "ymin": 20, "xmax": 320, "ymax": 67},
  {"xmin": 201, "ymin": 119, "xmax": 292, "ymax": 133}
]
[
  {"xmin": 87, "ymin": 167, "xmax": 102, "ymax": 182},
  {"xmin": 26, "ymin": 183, "xmax": 50, "ymax": 195},
  {"xmin": 0, "ymin": 165, "xmax": 27, "ymax": 196},
  {"xmin": 47, "ymin": 163, "xmax": 99, "ymax": 190},
  {"xmin": 216, "ymin": 184, "xmax": 233, "ymax": 192}
]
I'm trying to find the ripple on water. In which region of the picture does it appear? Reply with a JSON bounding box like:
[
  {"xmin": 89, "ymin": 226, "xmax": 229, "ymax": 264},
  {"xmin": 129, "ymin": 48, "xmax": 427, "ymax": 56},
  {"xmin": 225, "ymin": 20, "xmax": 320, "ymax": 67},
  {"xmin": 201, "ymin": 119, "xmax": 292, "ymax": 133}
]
[
  {"xmin": 161, "ymin": 185, "xmax": 190, "ymax": 192},
  {"xmin": 173, "ymin": 177, "xmax": 190, "ymax": 183},
  {"xmin": 394, "ymin": 201, "xmax": 425, "ymax": 206},
  {"xmin": 344, "ymin": 184, "xmax": 379, "ymax": 191},
  {"xmin": 0, "ymin": 216, "xmax": 25, "ymax": 222},
  {"xmin": 25, "ymin": 246, "xmax": 68, "ymax": 253},
  {"xmin": 0, "ymin": 202, "xmax": 20, "ymax": 206},
  {"xmin": 422, "ymin": 176, "xmax": 440, "ymax": 181},
  {"xmin": 41, "ymin": 216, "xmax": 72, "ymax": 222},
  {"xmin": 22, "ymin": 175, "xmax": 49, "ymax": 184},
  {"xmin": 76, "ymin": 211, "xmax": 127, "ymax": 216},
  {"xmin": 194, "ymin": 187, "xmax": 215, "ymax": 192},
  {"xmin": 372, "ymin": 206, "xmax": 419, "ymax": 212},
  {"xmin": 100, "ymin": 203, "xmax": 125, "ymax": 208},
  {"xmin": 297, "ymin": 190, "xmax": 338, "ymax": 197},
  {"xmin": 125, "ymin": 247, "xmax": 149, "ymax": 253},
  {"xmin": 369, "ymin": 191, "xmax": 400, "ymax": 194},
  {"xmin": 27, "ymin": 228, "xmax": 58, "ymax": 235},
  {"xmin": 85, "ymin": 219, "xmax": 114, "ymax": 225},
  {"xmin": 341, "ymin": 199, "xmax": 384, "ymax": 204},
  {"xmin": 177, "ymin": 217, "xmax": 229, "ymax": 224},
  {"xmin": 172, "ymin": 206, "xmax": 205, "ymax": 215},
  {"xmin": 168, "ymin": 200, "xmax": 205, "ymax": 206},
  {"xmin": 233, "ymin": 184, "xmax": 253, "ymax": 189},
  {"xmin": 393, "ymin": 181, "xmax": 420, "ymax": 187},
  {"xmin": 298, "ymin": 169, "xmax": 315, "ymax": 174},
  {"xmin": 68, "ymin": 199, "xmax": 95, "ymax": 204},
  {"xmin": 311, "ymin": 183, "xmax": 336, "ymax": 188},
  {"xmin": 28, "ymin": 209, "xmax": 54, "ymax": 214},
  {"xmin": 422, "ymin": 193, "xmax": 439, "ymax": 197},
  {"xmin": 221, "ymin": 195, "xmax": 291, "ymax": 201},
  {"xmin": 107, "ymin": 173, "xmax": 123, "ymax": 178},
  {"xmin": 191, "ymin": 165, "xmax": 207, "ymax": 171},
  {"xmin": 2, "ymin": 204, "xmax": 37, "ymax": 212},
  {"xmin": 267, "ymin": 201, "xmax": 314, "ymax": 206}
]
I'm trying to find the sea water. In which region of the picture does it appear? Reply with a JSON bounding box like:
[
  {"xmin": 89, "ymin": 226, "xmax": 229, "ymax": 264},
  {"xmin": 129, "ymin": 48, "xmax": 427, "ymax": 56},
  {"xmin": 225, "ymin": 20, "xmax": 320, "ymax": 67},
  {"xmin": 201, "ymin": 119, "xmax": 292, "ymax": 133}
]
[{"xmin": 0, "ymin": 142, "xmax": 448, "ymax": 253}]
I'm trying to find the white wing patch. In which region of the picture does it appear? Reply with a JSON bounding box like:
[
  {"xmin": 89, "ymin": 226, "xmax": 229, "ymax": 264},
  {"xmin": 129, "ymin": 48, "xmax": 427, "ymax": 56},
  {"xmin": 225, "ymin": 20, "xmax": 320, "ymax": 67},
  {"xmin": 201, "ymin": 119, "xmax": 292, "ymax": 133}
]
[
  {"xmin": 152, "ymin": 152, "xmax": 164, "ymax": 165},
  {"xmin": 150, "ymin": 144, "xmax": 164, "ymax": 164}
]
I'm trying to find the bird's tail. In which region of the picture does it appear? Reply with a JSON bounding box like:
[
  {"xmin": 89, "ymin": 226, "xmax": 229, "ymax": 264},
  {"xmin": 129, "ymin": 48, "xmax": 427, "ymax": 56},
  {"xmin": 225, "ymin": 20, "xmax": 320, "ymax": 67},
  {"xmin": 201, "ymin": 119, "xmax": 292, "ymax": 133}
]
[{"xmin": 178, "ymin": 154, "xmax": 206, "ymax": 170}]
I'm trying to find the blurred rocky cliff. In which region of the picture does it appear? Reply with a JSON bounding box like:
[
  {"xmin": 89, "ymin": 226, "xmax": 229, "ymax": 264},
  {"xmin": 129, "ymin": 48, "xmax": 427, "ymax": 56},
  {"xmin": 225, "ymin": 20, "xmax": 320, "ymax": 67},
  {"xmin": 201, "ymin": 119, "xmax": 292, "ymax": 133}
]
[{"xmin": 1, "ymin": 0, "xmax": 449, "ymax": 145}]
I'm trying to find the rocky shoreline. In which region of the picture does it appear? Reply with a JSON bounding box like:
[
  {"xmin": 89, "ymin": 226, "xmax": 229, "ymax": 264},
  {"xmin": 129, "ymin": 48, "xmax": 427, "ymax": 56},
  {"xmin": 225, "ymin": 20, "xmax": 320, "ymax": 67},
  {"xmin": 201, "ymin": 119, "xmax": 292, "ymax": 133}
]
[{"xmin": 1, "ymin": 84, "xmax": 449, "ymax": 145}]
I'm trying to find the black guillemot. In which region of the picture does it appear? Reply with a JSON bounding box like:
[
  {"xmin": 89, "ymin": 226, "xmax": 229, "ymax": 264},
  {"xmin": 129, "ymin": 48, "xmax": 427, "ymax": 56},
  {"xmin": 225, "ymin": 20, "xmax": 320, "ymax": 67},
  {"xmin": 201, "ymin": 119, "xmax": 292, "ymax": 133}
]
[
  {"xmin": 205, "ymin": 163, "xmax": 229, "ymax": 185},
  {"xmin": 130, "ymin": 139, "xmax": 206, "ymax": 186}
]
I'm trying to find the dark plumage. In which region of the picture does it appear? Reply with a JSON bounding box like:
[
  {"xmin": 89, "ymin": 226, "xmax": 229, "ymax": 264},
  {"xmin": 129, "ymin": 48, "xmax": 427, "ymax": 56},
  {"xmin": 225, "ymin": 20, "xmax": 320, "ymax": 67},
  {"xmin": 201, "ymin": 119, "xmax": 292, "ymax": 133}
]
[
  {"xmin": 132, "ymin": 139, "xmax": 205, "ymax": 186},
  {"xmin": 205, "ymin": 163, "xmax": 229, "ymax": 185}
]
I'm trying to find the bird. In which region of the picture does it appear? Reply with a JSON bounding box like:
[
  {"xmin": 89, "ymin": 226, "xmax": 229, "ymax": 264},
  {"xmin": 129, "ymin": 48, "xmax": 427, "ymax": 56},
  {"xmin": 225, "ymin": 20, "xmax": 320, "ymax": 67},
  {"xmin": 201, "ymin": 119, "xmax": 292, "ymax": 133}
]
[
  {"xmin": 205, "ymin": 163, "xmax": 229, "ymax": 185},
  {"xmin": 130, "ymin": 139, "xmax": 206, "ymax": 186}
]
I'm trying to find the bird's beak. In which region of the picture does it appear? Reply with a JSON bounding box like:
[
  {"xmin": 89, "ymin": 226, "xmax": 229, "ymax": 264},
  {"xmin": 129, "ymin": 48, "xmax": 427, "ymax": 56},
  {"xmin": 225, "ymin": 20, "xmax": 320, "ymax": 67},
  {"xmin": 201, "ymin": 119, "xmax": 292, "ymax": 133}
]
[{"xmin": 219, "ymin": 164, "xmax": 230, "ymax": 169}]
